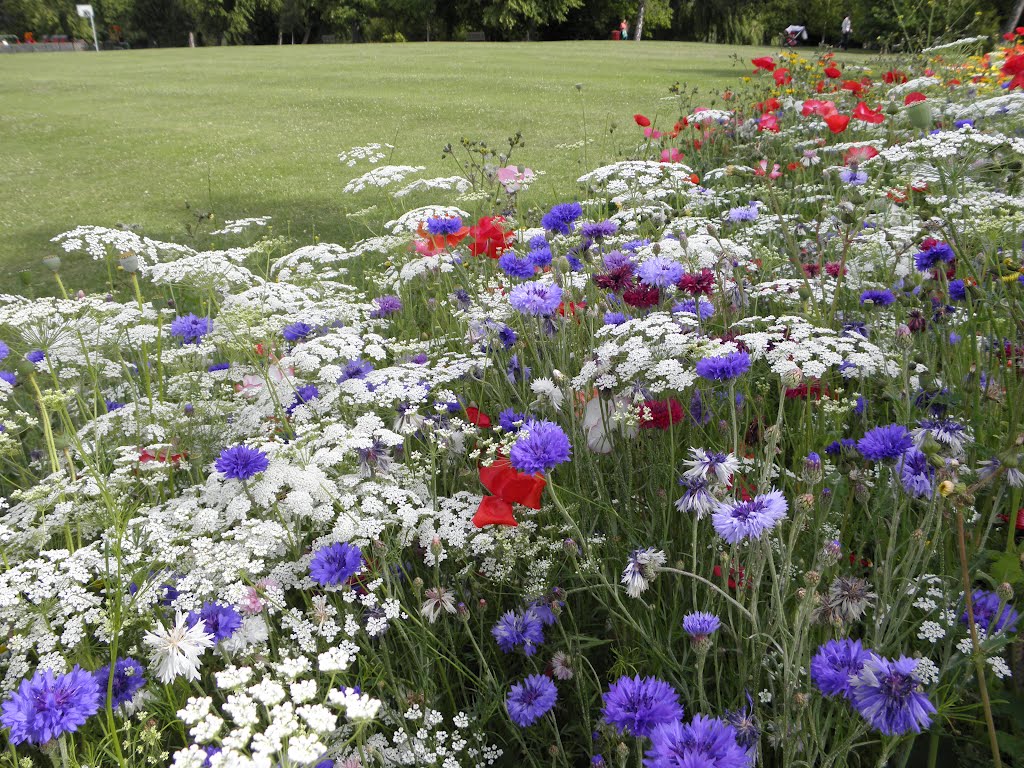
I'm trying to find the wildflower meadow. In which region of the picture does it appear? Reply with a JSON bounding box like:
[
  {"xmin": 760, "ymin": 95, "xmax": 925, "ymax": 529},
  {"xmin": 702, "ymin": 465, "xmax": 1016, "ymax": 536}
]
[{"xmin": 2, "ymin": 32, "xmax": 1024, "ymax": 768}]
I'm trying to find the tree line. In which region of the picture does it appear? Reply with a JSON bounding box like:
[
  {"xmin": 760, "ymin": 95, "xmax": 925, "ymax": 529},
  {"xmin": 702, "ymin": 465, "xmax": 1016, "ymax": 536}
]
[{"xmin": 2, "ymin": 0, "xmax": 1022, "ymax": 49}]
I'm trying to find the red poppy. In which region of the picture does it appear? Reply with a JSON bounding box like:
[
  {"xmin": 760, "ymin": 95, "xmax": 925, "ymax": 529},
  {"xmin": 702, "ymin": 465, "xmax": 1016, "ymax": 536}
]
[
  {"xmin": 468, "ymin": 216, "xmax": 513, "ymax": 259},
  {"xmin": 840, "ymin": 79, "xmax": 864, "ymax": 95},
  {"xmin": 758, "ymin": 113, "xmax": 780, "ymax": 132},
  {"xmin": 660, "ymin": 147, "xmax": 683, "ymax": 163},
  {"xmin": 752, "ymin": 56, "xmax": 775, "ymax": 72},
  {"xmin": 883, "ymin": 70, "xmax": 907, "ymax": 84},
  {"xmin": 633, "ymin": 113, "xmax": 651, "ymax": 127},
  {"xmin": 947, "ymin": 78, "xmax": 961, "ymax": 87},
  {"xmin": 415, "ymin": 220, "xmax": 471, "ymax": 255},
  {"xmin": 904, "ymin": 92, "xmax": 927, "ymax": 105},
  {"xmin": 472, "ymin": 457, "xmax": 547, "ymax": 528},
  {"xmin": 802, "ymin": 99, "xmax": 837, "ymax": 117},
  {"xmin": 824, "ymin": 65, "xmax": 841, "ymax": 79},
  {"xmin": 773, "ymin": 68, "xmax": 792, "ymax": 85},
  {"xmin": 465, "ymin": 406, "xmax": 491, "ymax": 429},
  {"xmin": 823, "ymin": 113, "xmax": 851, "ymax": 133},
  {"xmin": 852, "ymin": 102, "xmax": 884, "ymax": 124},
  {"xmin": 786, "ymin": 161, "xmax": 801, "ymax": 171},
  {"xmin": 843, "ymin": 145, "xmax": 879, "ymax": 164},
  {"xmin": 638, "ymin": 399, "xmax": 684, "ymax": 429},
  {"xmin": 761, "ymin": 97, "xmax": 781, "ymax": 112},
  {"xmin": 139, "ymin": 448, "xmax": 186, "ymax": 466}
]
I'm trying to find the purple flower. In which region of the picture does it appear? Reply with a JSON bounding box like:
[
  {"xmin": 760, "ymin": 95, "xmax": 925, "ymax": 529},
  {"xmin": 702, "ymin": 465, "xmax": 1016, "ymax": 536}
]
[
  {"xmin": 810, "ymin": 639, "xmax": 870, "ymax": 698},
  {"xmin": 825, "ymin": 438, "xmax": 857, "ymax": 456},
  {"xmin": 645, "ymin": 715, "xmax": 748, "ymax": 768},
  {"xmin": 509, "ymin": 420, "xmax": 572, "ymax": 475},
  {"xmin": 604, "ymin": 312, "xmax": 627, "ymax": 326},
  {"xmin": 170, "ymin": 313, "xmax": 213, "ymax": 344},
  {"xmin": 0, "ymin": 341, "xmax": 7, "ymax": 362},
  {"xmin": 509, "ymin": 281, "xmax": 563, "ymax": 316},
  {"xmin": 1, "ymin": 665, "xmax": 101, "ymax": 745},
  {"xmin": 711, "ymin": 490, "xmax": 788, "ymax": 544},
  {"xmin": 338, "ymin": 358, "xmax": 374, "ymax": 382},
  {"xmin": 507, "ymin": 354, "xmax": 531, "ymax": 384},
  {"xmin": 963, "ymin": 590, "xmax": 1019, "ymax": 634},
  {"xmin": 26, "ymin": 349, "xmax": 45, "ymax": 364},
  {"xmin": 498, "ymin": 408, "xmax": 525, "ymax": 433},
  {"xmin": 601, "ymin": 675, "xmax": 683, "ymax": 737},
  {"xmin": 897, "ymin": 448, "xmax": 934, "ymax": 498},
  {"xmin": 207, "ymin": 362, "xmax": 230, "ymax": 372},
  {"xmin": 286, "ymin": 384, "xmax": 320, "ymax": 415},
  {"xmin": 724, "ymin": 693, "xmax": 760, "ymax": 750},
  {"xmin": 528, "ymin": 242, "xmax": 553, "ymax": 268},
  {"xmin": 309, "ymin": 542, "xmax": 364, "ymax": 586},
  {"xmin": 726, "ymin": 202, "xmax": 759, "ymax": 222},
  {"xmin": 914, "ymin": 241, "xmax": 955, "ymax": 272},
  {"xmin": 672, "ymin": 298, "xmax": 715, "ymax": 319},
  {"xmin": 498, "ymin": 325, "xmax": 518, "ymax": 349},
  {"xmin": 105, "ymin": 399, "xmax": 124, "ymax": 412},
  {"xmin": 94, "ymin": 657, "xmax": 146, "ymax": 708},
  {"xmin": 857, "ymin": 424, "xmax": 912, "ymax": 461},
  {"xmin": 497, "ymin": 253, "xmax": 537, "ymax": 280},
  {"xmin": 689, "ymin": 390, "xmax": 711, "ymax": 425},
  {"xmin": 282, "ymin": 321, "xmax": 315, "ymax": 342},
  {"xmin": 696, "ymin": 350, "xmax": 751, "ymax": 381},
  {"xmin": 370, "ymin": 295, "xmax": 403, "ymax": 318},
  {"xmin": 849, "ymin": 655, "xmax": 935, "ymax": 736},
  {"xmin": 603, "ymin": 251, "xmax": 634, "ymax": 271},
  {"xmin": 506, "ymin": 674, "xmax": 557, "ymax": 727},
  {"xmin": 2, "ymin": 371, "xmax": 20, "ymax": 388},
  {"xmin": 492, "ymin": 609, "xmax": 546, "ymax": 656},
  {"xmin": 682, "ymin": 612, "xmax": 721, "ymax": 639},
  {"xmin": 214, "ymin": 444, "xmax": 269, "ymax": 480},
  {"xmin": 426, "ymin": 216, "xmax": 463, "ymax": 235},
  {"xmin": 948, "ymin": 279, "xmax": 966, "ymax": 301},
  {"xmin": 187, "ymin": 602, "xmax": 242, "ymax": 642},
  {"xmin": 582, "ymin": 220, "xmax": 618, "ymax": 240},
  {"xmin": 638, "ymin": 257, "xmax": 684, "ymax": 288},
  {"xmin": 541, "ymin": 202, "xmax": 583, "ymax": 235},
  {"xmin": 859, "ymin": 289, "xmax": 896, "ymax": 306},
  {"xmin": 839, "ymin": 168, "xmax": 868, "ymax": 185}
]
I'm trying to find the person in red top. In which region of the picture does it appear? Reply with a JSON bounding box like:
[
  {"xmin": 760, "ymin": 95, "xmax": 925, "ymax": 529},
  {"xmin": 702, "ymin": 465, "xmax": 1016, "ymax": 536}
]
[{"xmin": 620, "ymin": 18, "xmax": 629, "ymax": 41}]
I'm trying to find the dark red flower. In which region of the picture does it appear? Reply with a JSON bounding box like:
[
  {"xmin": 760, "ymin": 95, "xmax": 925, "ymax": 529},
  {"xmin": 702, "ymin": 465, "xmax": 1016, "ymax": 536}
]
[
  {"xmin": 824, "ymin": 65, "xmax": 841, "ymax": 79},
  {"xmin": 623, "ymin": 283, "xmax": 660, "ymax": 308},
  {"xmin": 638, "ymin": 399, "xmax": 684, "ymax": 429},
  {"xmin": 465, "ymin": 406, "xmax": 491, "ymax": 428},
  {"xmin": 634, "ymin": 113, "xmax": 651, "ymax": 127},
  {"xmin": 677, "ymin": 268, "xmax": 715, "ymax": 296},
  {"xmin": 594, "ymin": 265, "xmax": 635, "ymax": 293},
  {"xmin": 752, "ymin": 56, "xmax": 775, "ymax": 72}
]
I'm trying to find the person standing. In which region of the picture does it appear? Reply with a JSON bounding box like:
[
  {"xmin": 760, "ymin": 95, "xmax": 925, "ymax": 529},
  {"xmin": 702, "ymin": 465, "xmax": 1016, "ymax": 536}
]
[
  {"xmin": 841, "ymin": 13, "xmax": 852, "ymax": 50},
  {"xmin": 620, "ymin": 18, "xmax": 629, "ymax": 41}
]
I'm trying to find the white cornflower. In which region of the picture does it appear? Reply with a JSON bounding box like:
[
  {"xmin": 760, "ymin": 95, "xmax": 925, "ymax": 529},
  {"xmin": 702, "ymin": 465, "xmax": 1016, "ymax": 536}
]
[
  {"xmin": 682, "ymin": 448, "xmax": 740, "ymax": 486},
  {"xmin": 530, "ymin": 378, "xmax": 564, "ymax": 411},
  {"xmin": 621, "ymin": 548, "xmax": 667, "ymax": 599},
  {"xmin": 421, "ymin": 586, "xmax": 458, "ymax": 623},
  {"xmin": 143, "ymin": 613, "xmax": 214, "ymax": 684}
]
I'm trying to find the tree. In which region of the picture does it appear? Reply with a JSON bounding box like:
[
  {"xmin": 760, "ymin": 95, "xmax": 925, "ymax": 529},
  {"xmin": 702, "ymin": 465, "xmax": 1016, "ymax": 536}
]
[
  {"xmin": 481, "ymin": 0, "xmax": 584, "ymax": 38},
  {"xmin": 181, "ymin": 0, "xmax": 258, "ymax": 44},
  {"xmin": 1005, "ymin": 0, "xmax": 1024, "ymax": 33}
]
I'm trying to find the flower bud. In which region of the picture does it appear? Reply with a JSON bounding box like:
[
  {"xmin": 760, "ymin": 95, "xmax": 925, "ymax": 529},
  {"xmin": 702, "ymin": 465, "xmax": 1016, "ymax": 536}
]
[
  {"xmin": 938, "ymin": 480, "xmax": 955, "ymax": 497},
  {"xmin": 804, "ymin": 570, "xmax": 821, "ymax": 587},
  {"xmin": 42, "ymin": 255, "xmax": 62, "ymax": 272},
  {"xmin": 996, "ymin": 582, "xmax": 1014, "ymax": 601}
]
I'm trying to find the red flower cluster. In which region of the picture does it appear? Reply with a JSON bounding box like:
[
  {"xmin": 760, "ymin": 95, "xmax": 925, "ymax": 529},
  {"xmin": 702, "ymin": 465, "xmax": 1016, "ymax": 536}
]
[{"xmin": 638, "ymin": 399, "xmax": 683, "ymax": 430}]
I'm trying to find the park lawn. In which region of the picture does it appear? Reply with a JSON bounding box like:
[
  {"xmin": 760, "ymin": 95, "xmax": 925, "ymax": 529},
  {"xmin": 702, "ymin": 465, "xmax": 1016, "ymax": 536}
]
[{"xmin": 0, "ymin": 40, "xmax": 773, "ymax": 294}]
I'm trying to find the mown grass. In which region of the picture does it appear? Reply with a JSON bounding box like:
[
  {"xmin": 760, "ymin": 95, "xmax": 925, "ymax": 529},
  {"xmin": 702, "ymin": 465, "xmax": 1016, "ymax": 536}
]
[{"xmin": 0, "ymin": 40, "xmax": 776, "ymax": 293}]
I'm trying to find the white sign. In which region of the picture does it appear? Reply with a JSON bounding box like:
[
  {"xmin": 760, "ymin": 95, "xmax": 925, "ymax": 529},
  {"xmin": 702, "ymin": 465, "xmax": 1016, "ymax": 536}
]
[{"xmin": 76, "ymin": 4, "xmax": 94, "ymax": 18}]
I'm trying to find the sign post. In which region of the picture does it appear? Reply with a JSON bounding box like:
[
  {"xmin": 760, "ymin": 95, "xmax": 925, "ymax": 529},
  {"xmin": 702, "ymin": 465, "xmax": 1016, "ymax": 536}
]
[{"xmin": 76, "ymin": 4, "xmax": 98, "ymax": 52}]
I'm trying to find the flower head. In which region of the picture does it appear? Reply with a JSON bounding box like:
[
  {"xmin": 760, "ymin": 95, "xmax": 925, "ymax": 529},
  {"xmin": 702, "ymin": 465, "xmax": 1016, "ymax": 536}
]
[
  {"xmin": 712, "ymin": 490, "xmax": 788, "ymax": 544},
  {"xmin": 914, "ymin": 240, "xmax": 955, "ymax": 272},
  {"xmin": 682, "ymin": 449, "xmax": 738, "ymax": 486},
  {"xmin": 602, "ymin": 675, "xmax": 683, "ymax": 737},
  {"xmin": 426, "ymin": 216, "xmax": 464, "ymax": 235},
  {"xmin": 849, "ymin": 655, "xmax": 936, "ymax": 735},
  {"xmin": 859, "ymin": 289, "xmax": 896, "ymax": 307},
  {"xmin": 142, "ymin": 612, "xmax": 215, "ymax": 684},
  {"xmin": 622, "ymin": 548, "xmax": 667, "ymax": 598},
  {"xmin": 186, "ymin": 602, "xmax": 242, "ymax": 643},
  {"xmin": 645, "ymin": 715, "xmax": 748, "ymax": 768},
  {"xmin": 1, "ymin": 666, "xmax": 101, "ymax": 745},
  {"xmin": 370, "ymin": 295, "xmax": 403, "ymax": 318},
  {"xmin": 857, "ymin": 424, "xmax": 912, "ymax": 461},
  {"xmin": 215, "ymin": 444, "xmax": 269, "ymax": 480},
  {"xmin": 492, "ymin": 609, "xmax": 546, "ymax": 656},
  {"xmin": 638, "ymin": 257, "xmax": 685, "ymax": 288},
  {"xmin": 509, "ymin": 281, "xmax": 563, "ymax": 316},
  {"xmin": 309, "ymin": 542, "xmax": 364, "ymax": 587},
  {"xmin": 283, "ymin": 321, "xmax": 315, "ymax": 342},
  {"xmin": 498, "ymin": 252, "xmax": 537, "ymax": 280},
  {"xmin": 506, "ymin": 674, "xmax": 557, "ymax": 727},
  {"xmin": 811, "ymin": 639, "xmax": 870, "ymax": 698},
  {"xmin": 682, "ymin": 612, "xmax": 721, "ymax": 641},
  {"xmin": 509, "ymin": 419, "xmax": 571, "ymax": 475},
  {"xmin": 541, "ymin": 202, "xmax": 583, "ymax": 235},
  {"xmin": 170, "ymin": 313, "xmax": 213, "ymax": 344},
  {"xmin": 963, "ymin": 589, "xmax": 1019, "ymax": 634},
  {"xmin": 94, "ymin": 657, "xmax": 146, "ymax": 709},
  {"xmin": 696, "ymin": 351, "xmax": 751, "ymax": 381},
  {"xmin": 897, "ymin": 448, "xmax": 935, "ymax": 498}
]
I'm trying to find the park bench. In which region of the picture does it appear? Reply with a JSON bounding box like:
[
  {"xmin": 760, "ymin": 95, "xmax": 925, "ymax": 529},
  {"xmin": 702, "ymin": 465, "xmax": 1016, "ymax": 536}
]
[{"xmin": 466, "ymin": 31, "xmax": 486, "ymax": 42}]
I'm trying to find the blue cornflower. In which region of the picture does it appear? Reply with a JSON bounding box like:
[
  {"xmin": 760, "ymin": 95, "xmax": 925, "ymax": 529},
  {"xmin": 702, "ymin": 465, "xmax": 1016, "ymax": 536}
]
[
  {"xmin": 842, "ymin": 321, "xmax": 869, "ymax": 339},
  {"xmin": 105, "ymin": 399, "xmax": 124, "ymax": 412},
  {"xmin": 286, "ymin": 384, "xmax": 320, "ymax": 415},
  {"xmin": 638, "ymin": 257, "xmax": 685, "ymax": 288},
  {"xmin": 509, "ymin": 420, "xmax": 572, "ymax": 475},
  {"xmin": 810, "ymin": 639, "xmax": 870, "ymax": 698},
  {"xmin": 214, "ymin": 444, "xmax": 269, "ymax": 480},
  {"xmin": 849, "ymin": 655, "xmax": 935, "ymax": 736},
  {"xmin": 170, "ymin": 313, "xmax": 213, "ymax": 344},
  {"xmin": 309, "ymin": 541, "xmax": 364, "ymax": 587},
  {"xmin": 621, "ymin": 238, "xmax": 651, "ymax": 252},
  {"xmin": 603, "ymin": 251, "xmax": 634, "ymax": 271},
  {"xmin": 963, "ymin": 590, "xmax": 1019, "ymax": 634},
  {"xmin": 689, "ymin": 390, "xmax": 711, "ymax": 425},
  {"xmin": 601, "ymin": 675, "xmax": 683, "ymax": 737},
  {"xmin": 425, "ymin": 216, "xmax": 463, "ymax": 235},
  {"xmin": 859, "ymin": 289, "xmax": 896, "ymax": 306},
  {"xmin": 897, "ymin": 448, "xmax": 935, "ymax": 498},
  {"xmin": 604, "ymin": 311, "xmax": 627, "ymax": 326},
  {"xmin": 948, "ymin": 279, "xmax": 966, "ymax": 301},
  {"xmin": 25, "ymin": 350, "xmax": 45, "ymax": 364},
  {"xmin": 914, "ymin": 241, "xmax": 955, "ymax": 272},
  {"xmin": 498, "ymin": 325, "xmax": 518, "ymax": 349},
  {"xmin": 528, "ymin": 243, "xmax": 553, "ymax": 268},
  {"xmin": 207, "ymin": 362, "xmax": 230, "ymax": 372},
  {"xmin": 541, "ymin": 202, "xmax": 583, "ymax": 235},
  {"xmin": 675, "ymin": 476, "xmax": 717, "ymax": 518},
  {"xmin": 672, "ymin": 297, "xmax": 715, "ymax": 319},
  {"xmin": 712, "ymin": 490, "xmax": 788, "ymax": 544},
  {"xmin": 724, "ymin": 693, "xmax": 760, "ymax": 751},
  {"xmin": 282, "ymin": 321, "xmax": 315, "ymax": 342},
  {"xmin": 187, "ymin": 602, "xmax": 242, "ymax": 642},
  {"xmin": 498, "ymin": 408, "xmax": 526, "ymax": 433},
  {"xmin": 338, "ymin": 358, "xmax": 374, "ymax": 382},
  {"xmin": 825, "ymin": 438, "xmax": 857, "ymax": 456},
  {"xmin": 507, "ymin": 354, "xmax": 531, "ymax": 384},
  {"xmin": 857, "ymin": 424, "xmax": 912, "ymax": 461},
  {"xmin": 582, "ymin": 220, "xmax": 618, "ymax": 240},
  {"xmin": 94, "ymin": 657, "xmax": 146, "ymax": 708},
  {"xmin": 0, "ymin": 665, "xmax": 101, "ymax": 745},
  {"xmin": 696, "ymin": 350, "xmax": 751, "ymax": 381},
  {"xmin": 839, "ymin": 168, "xmax": 868, "ymax": 185},
  {"xmin": 506, "ymin": 674, "xmax": 557, "ymax": 727},
  {"xmin": 0, "ymin": 341, "xmax": 7, "ymax": 362},
  {"xmin": 370, "ymin": 295, "xmax": 403, "ymax": 318},
  {"xmin": 682, "ymin": 611, "xmax": 721, "ymax": 639},
  {"xmin": 509, "ymin": 281, "xmax": 563, "ymax": 316},
  {"xmin": 497, "ymin": 252, "xmax": 537, "ymax": 280},
  {"xmin": 646, "ymin": 715, "xmax": 748, "ymax": 768},
  {"xmin": 451, "ymin": 288, "xmax": 472, "ymax": 309},
  {"xmin": 726, "ymin": 202, "xmax": 759, "ymax": 222},
  {"xmin": 955, "ymin": 119, "xmax": 974, "ymax": 129},
  {"xmin": 492, "ymin": 609, "xmax": 546, "ymax": 656}
]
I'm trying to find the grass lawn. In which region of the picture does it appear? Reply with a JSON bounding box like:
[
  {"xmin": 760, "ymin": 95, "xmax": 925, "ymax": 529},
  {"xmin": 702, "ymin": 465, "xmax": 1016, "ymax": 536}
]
[{"xmin": 0, "ymin": 41, "xmax": 776, "ymax": 293}]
